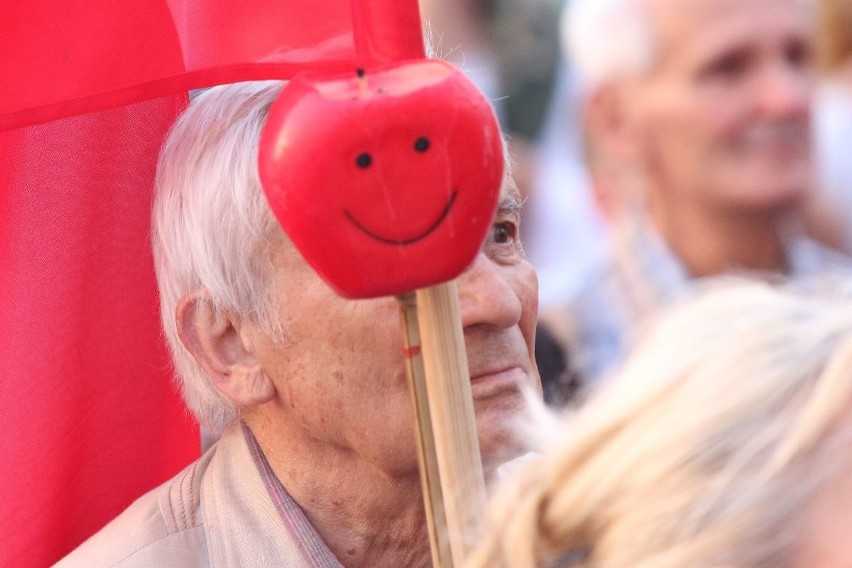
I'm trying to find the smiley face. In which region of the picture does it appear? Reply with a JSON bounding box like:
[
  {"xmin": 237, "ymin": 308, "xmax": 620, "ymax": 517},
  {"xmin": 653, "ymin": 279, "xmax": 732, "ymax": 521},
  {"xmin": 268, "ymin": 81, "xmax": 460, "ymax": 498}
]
[
  {"xmin": 344, "ymin": 136, "xmax": 458, "ymax": 246},
  {"xmin": 259, "ymin": 59, "xmax": 504, "ymax": 298}
]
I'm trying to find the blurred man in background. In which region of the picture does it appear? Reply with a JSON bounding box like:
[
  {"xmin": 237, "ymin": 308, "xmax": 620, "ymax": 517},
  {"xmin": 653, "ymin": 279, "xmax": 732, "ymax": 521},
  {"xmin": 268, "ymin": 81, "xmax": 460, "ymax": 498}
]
[{"xmin": 542, "ymin": 0, "xmax": 851, "ymax": 386}]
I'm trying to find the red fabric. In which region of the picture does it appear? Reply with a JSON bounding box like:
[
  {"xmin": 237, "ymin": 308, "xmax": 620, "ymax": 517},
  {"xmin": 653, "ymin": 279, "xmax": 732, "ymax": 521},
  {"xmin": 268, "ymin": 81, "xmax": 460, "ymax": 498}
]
[
  {"xmin": 0, "ymin": 97, "xmax": 197, "ymax": 567},
  {"xmin": 0, "ymin": 0, "xmax": 357, "ymax": 130},
  {"xmin": 0, "ymin": 0, "xmax": 422, "ymax": 565}
]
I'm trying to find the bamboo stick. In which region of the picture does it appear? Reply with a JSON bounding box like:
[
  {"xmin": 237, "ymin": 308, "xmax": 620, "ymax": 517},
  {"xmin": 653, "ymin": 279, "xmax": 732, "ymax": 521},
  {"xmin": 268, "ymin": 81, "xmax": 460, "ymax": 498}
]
[
  {"xmin": 397, "ymin": 292, "xmax": 453, "ymax": 567},
  {"xmin": 415, "ymin": 280, "xmax": 488, "ymax": 566}
]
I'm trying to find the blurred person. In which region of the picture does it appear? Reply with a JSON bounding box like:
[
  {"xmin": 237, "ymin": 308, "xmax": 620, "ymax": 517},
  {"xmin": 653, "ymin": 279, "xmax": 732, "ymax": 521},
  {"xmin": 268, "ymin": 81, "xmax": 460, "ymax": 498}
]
[
  {"xmin": 541, "ymin": 0, "xmax": 851, "ymax": 386},
  {"xmin": 57, "ymin": 81, "xmax": 542, "ymax": 567},
  {"xmin": 468, "ymin": 280, "xmax": 852, "ymax": 568}
]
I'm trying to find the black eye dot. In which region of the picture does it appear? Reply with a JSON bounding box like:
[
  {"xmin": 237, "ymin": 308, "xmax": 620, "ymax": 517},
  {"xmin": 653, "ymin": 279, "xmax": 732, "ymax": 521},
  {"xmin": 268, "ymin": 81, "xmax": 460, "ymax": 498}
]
[
  {"xmin": 356, "ymin": 152, "xmax": 372, "ymax": 169},
  {"xmin": 414, "ymin": 137, "xmax": 430, "ymax": 153}
]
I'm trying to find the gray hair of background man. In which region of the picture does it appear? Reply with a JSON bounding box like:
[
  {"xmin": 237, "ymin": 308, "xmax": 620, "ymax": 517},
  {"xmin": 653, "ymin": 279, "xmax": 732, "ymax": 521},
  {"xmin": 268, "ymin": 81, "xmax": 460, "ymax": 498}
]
[
  {"xmin": 562, "ymin": 0, "xmax": 815, "ymax": 90},
  {"xmin": 152, "ymin": 81, "xmax": 285, "ymax": 435},
  {"xmin": 561, "ymin": 0, "xmax": 657, "ymax": 91}
]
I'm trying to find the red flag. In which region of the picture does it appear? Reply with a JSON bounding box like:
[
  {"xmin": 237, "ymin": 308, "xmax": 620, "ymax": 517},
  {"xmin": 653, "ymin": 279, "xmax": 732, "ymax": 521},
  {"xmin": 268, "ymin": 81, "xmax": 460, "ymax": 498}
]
[
  {"xmin": 0, "ymin": 0, "xmax": 372, "ymax": 565},
  {"xmin": 0, "ymin": 97, "xmax": 195, "ymax": 568},
  {"xmin": 1, "ymin": 0, "xmax": 358, "ymax": 129}
]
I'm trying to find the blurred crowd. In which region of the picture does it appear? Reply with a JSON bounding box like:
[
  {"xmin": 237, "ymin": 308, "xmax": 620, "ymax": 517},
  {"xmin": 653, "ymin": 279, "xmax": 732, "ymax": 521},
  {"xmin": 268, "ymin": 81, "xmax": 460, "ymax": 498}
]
[{"xmin": 424, "ymin": 0, "xmax": 852, "ymax": 565}]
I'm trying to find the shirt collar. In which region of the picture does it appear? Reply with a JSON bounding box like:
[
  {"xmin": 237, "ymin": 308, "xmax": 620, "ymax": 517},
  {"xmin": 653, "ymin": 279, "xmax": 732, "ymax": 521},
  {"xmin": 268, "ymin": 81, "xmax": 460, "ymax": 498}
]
[{"xmin": 243, "ymin": 423, "xmax": 344, "ymax": 568}]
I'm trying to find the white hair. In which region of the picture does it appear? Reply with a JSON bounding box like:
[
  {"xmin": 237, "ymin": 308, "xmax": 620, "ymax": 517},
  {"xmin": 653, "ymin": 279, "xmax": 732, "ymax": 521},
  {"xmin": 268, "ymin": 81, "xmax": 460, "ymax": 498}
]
[
  {"xmin": 468, "ymin": 279, "xmax": 852, "ymax": 568},
  {"xmin": 561, "ymin": 0, "xmax": 657, "ymax": 90},
  {"xmin": 152, "ymin": 81, "xmax": 285, "ymax": 434}
]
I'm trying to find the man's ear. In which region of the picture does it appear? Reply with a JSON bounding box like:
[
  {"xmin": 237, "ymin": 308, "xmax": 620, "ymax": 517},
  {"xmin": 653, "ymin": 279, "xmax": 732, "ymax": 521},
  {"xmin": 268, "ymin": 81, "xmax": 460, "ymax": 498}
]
[
  {"xmin": 586, "ymin": 83, "xmax": 644, "ymax": 164},
  {"xmin": 175, "ymin": 291, "xmax": 276, "ymax": 408}
]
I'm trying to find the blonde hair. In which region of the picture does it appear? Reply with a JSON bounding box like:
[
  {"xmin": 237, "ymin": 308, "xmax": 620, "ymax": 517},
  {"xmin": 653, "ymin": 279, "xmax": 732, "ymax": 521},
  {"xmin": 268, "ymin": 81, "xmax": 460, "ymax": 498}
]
[
  {"xmin": 468, "ymin": 280, "xmax": 852, "ymax": 568},
  {"xmin": 152, "ymin": 81, "xmax": 285, "ymax": 434},
  {"xmin": 817, "ymin": 0, "xmax": 852, "ymax": 73}
]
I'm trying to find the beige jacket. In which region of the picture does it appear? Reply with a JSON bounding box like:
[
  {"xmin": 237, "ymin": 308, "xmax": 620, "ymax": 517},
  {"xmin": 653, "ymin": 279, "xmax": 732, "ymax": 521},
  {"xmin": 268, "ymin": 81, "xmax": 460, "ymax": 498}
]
[{"xmin": 55, "ymin": 424, "xmax": 340, "ymax": 567}]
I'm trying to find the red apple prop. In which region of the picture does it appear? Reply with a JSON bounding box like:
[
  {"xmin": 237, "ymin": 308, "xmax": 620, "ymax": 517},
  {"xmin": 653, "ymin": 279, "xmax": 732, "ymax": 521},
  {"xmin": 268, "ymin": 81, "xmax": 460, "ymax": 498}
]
[{"xmin": 258, "ymin": 59, "xmax": 504, "ymax": 299}]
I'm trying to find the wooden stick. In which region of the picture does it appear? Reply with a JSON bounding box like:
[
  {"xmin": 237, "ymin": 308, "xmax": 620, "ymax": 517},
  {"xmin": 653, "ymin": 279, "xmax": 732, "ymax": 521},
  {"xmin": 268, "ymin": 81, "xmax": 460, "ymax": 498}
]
[
  {"xmin": 415, "ymin": 280, "xmax": 488, "ymax": 566},
  {"xmin": 397, "ymin": 292, "xmax": 453, "ymax": 567}
]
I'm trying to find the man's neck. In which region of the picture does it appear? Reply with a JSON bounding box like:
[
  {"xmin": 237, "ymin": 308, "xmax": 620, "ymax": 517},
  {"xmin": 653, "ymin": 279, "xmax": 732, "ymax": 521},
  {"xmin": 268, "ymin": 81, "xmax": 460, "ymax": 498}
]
[
  {"xmin": 646, "ymin": 194, "xmax": 796, "ymax": 278},
  {"xmin": 246, "ymin": 416, "xmax": 431, "ymax": 568}
]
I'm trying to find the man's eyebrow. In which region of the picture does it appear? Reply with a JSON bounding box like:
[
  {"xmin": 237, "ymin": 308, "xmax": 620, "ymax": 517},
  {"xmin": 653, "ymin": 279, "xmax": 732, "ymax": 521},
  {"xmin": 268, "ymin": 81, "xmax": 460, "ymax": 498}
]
[{"xmin": 497, "ymin": 195, "xmax": 525, "ymax": 216}]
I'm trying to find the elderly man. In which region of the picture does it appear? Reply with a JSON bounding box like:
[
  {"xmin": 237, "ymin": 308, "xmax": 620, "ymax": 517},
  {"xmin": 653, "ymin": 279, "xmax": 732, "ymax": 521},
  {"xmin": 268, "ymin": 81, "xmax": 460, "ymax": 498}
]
[
  {"xmin": 541, "ymin": 0, "xmax": 850, "ymax": 385},
  {"xmin": 56, "ymin": 81, "xmax": 540, "ymax": 567}
]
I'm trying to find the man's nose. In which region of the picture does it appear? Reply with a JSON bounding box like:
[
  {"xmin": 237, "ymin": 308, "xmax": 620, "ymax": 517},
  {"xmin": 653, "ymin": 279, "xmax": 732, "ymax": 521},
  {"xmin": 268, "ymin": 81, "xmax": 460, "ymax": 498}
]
[
  {"xmin": 456, "ymin": 253, "xmax": 522, "ymax": 330},
  {"xmin": 758, "ymin": 58, "xmax": 811, "ymax": 119}
]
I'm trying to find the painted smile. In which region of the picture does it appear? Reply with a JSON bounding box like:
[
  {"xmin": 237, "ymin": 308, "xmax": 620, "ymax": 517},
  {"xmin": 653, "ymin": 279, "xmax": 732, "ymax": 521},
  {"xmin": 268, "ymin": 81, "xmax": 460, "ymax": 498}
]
[{"xmin": 344, "ymin": 191, "xmax": 458, "ymax": 246}]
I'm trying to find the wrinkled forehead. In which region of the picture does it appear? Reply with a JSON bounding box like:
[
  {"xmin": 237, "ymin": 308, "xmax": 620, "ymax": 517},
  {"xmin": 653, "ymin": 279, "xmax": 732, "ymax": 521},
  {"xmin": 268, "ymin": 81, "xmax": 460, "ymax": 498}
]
[{"xmin": 646, "ymin": 0, "xmax": 813, "ymax": 62}]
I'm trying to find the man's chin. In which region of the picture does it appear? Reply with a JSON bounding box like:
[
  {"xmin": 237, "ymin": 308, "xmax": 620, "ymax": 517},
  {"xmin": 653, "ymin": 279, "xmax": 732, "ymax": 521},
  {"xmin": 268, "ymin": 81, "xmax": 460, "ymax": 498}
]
[
  {"xmin": 480, "ymin": 438, "xmax": 527, "ymax": 479},
  {"xmin": 476, "ymin": 404, "xmax": 529, "ymax": 476},
  {"xmin": 720, "ymin": 178, "xmax": 809, "ymax": 215}
]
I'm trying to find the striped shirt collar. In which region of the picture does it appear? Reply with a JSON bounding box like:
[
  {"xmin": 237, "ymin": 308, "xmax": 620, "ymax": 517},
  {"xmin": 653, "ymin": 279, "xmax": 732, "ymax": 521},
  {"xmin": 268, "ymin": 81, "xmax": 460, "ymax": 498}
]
[{"xmin": 243, "ymin": 423, "xmax": 345, "ymax": 568}]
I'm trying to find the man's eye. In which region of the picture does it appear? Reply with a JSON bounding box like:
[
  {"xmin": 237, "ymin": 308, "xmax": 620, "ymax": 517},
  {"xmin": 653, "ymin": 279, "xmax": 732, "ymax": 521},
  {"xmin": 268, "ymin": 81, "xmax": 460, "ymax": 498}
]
[
  {"xmin": 699, "ymin": 50, "xmax": 750, "ymax": 82},
  {"xmin": 492, "ymin": 221, "xmax": 516, "ymax": 245},
  {"xmin": 785, "ymin": 39, "xmax": 811, "ymax": 69}
]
